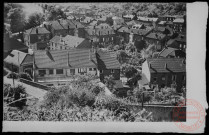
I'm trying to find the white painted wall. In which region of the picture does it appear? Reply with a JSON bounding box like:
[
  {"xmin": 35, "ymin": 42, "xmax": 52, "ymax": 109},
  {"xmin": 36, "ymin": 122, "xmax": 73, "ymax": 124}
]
[{"xmin": 142, "ymin": 60, "xmax": 151, "ymax": 83}]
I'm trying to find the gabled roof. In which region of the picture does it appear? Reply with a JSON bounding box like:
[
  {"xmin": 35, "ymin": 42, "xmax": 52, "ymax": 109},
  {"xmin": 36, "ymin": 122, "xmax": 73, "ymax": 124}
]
[
  {"xmin": 49, "ymin": 21, "xmax": 65, "ymax": 30},
  {"xmin": 146, "ymin": 58, "xmax": 186, "ymax": 73},
  {"xmin": 96, "ymin": 49, "xmax": 120, "ymax": 69},
  {"xmin": 126, "ymin": 20, "xmax": 141, "ymax": 26},
  {"xmin": 158, "ymin": 47, "xmax": 178, "ymax": 57},
  {"xmin": 173, "ymin": 18, "xmax": 184, "ymax": 23},
  {"xmin": 34, "ymin": 49, "xmax": 97, "ymax": 69},
  {"xmin": 25, "ymin": 27, "xmax": 50, "ymax": 34},
  {"xmin": 4, "ymin": 34, "xmax": 28, "ymax": 52},
  {"xmin": 62, "ymin": 35, "xmax": 91, "ymax": 48},
  {"xmin": 21, "ymin": 54, "xmax": 33, "ymax": 65},
  {"xmin": 4, "ymin": 50, "xmax": 28, "ymax": 66}
]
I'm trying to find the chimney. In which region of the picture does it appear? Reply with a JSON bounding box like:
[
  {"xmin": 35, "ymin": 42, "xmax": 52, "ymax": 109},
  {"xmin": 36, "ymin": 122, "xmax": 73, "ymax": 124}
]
[
  {"xmin": 58, "ymin": 19, "xmax": 60, "ymax": 24},
  {"xmin": 164, "ymin": 63, "xmax": 167, "ymax": 69},
  {"xmin": 149, "ymin": 62, "xmax": 152, "ymax": 68},
  {"xmin": 36, "ymin": 28, "xmax": 38, "ymax": 34},
  {"xmin": 75, "ymin": 24, "xmax": 77, "ymax": 28}
]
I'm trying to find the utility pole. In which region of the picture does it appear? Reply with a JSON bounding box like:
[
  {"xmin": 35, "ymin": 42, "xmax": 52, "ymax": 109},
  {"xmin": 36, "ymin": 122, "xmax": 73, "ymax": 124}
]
[{"xmin": 12, "ymin": 64, "xmax": 15, "ymax": 87}]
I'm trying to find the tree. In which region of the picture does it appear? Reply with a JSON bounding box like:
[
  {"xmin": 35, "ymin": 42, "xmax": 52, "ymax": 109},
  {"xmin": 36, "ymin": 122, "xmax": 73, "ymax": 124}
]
[
  {"xmin": 8, "ymin": 8, "xmax": 26, "ymax": 33},
  {"xmin": 122, "ymin": 64, "xmax": 138, "ymax": 79},
  {"xmin": 105, "ymin": 17, "xmax": 113, "ymax": 26},
  {"xmin": 104, "ymin": 75, "xmax": 116, "ymax": 92},
  {"xmin": 117, "ymin": 50, "xmax": 129, "ymax": 64},
  {"xmin": 27, "ymin": 12, "xmax": 45, "ymax": 28},
  {"xmin": 45, "ymin": 6, "xmax": 67, "ymax": 21}
]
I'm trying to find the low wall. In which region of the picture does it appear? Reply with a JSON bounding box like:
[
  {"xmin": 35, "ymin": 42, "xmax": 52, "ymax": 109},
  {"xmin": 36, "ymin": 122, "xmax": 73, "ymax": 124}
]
[
  {"xmin": 128, "ymin": 104, "xmax": 186, "ymax": 122},
  {"xmin": 19, "ymin": 78, "xmax": 50, "ymax": 91}
]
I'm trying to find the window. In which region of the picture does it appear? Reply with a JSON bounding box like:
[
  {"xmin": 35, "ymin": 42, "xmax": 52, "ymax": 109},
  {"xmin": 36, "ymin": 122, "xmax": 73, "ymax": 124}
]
[
  {"xmin": 39, "ymin": 70, "xmax": 46, "ymax": 76},
  {"xmin": 56, "ymin": 69, "xmax": 63, "ymax": 74},
  {"xmin": 100, "ymin": 70, "xmax": 103, "ymax": 73},
  {"xmin": 49, "ymin": 69, "xmax": 53, "ymax": 75},
  {"xmin": 111, "ymin": 69, "xmax": 114, "ymax": 73},
  {"xmin": 153, "ymin": 77, "xmax": 157, "ymax": 82},
  {"xmin": 93, "ymin": 68, "xmax": 96, "ymax": 71},
  {"xmin": 89, "ymin": 68, "xmax": 92, "ymax": 71},
  {"xmin": 172, "ymin": 75, "xmax": 177, "ymax": 81},
  {"xmin": 179, "ymin": 44, "xmax": 182, "ymax": 48},
  {"xmin": 70, "ymin": 69, "xmax": 75, "ymax": 75},
  {"xmin": 162, "ymin": 76, "xmax": 166, "ymax": 81},
  {"xmin": 112, "ymin": 37, "xmax": 114, "ymax": 41},
  {"xmin": 103, "ymin": 38, "xmax": 105, "ymax": 42},
  {"xmin": 182, "ymin": 75, "xmax": 186, "ymax": 81}
]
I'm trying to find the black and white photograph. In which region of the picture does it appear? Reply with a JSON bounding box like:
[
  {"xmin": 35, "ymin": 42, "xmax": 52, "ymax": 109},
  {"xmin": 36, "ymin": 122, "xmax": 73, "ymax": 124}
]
[{"xmin": 3, "ymin": 2, "xmax": 207, "ymax": 133}]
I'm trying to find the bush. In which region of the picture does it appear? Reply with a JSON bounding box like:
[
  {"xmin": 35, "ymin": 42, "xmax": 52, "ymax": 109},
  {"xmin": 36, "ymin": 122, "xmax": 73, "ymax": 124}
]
[
  {"xmin": 7, "ymin": 72, "xmax": 19, "ymax": 79},
  {"xmin": 3, "ymin": 83, "xmax": 27, "ymax": 109}
]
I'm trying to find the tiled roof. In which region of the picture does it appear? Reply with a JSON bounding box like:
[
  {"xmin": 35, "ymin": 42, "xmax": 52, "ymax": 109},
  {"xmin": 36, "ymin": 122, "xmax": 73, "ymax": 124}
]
[
  {"xmin": 21, "ymin": 54, "xmax": 33, "ymax": 65},
  {"xmin": 34, "ymin": 49, "xmax": 97, "ymax": 69},
  {"xmin": 50, "ymin": 21, "xmax": 65, "ymax": 30},
  {"xmin": 50, "ymin": 35, "xmax": 91, "ymax": 48},
  {"xmin": 158, "ymin": 47, "xmax": 178, "ymax": 57},
  {"xmin": 146, "ymin": 32, "xmax": 166, "ymax": 40},
  {"xmin": 96, "ymin": 49, "xmax": 120, "ymax": 69},
  {"xmin": 173, "ymin": 18, "xmax": 184, "ymax": 23},
  {"xmin": 50, "ymin": 35, "xmax": 61, "ymax": 44},
  {"xmin": 117, "ymin": 26, "xmax": 130, "ymax": 33},
  {"xmin": 158, "ymin": 21, "xmax": 167, "ymax": 25},
  {"xmin": 25, "ymin": 27, "xmax": 50, "ymax": 34},
  {"xmin": 126, "ymin": 20, "xmax": 140, "ymax": 26},
  {"xmin": 63, "ymin": 35, "xmax": 91, "ymax": 48},
  {"xmin": 138, "ymin": 17, "xmax": 158, "ymax": 22},
  {"xmin": 4, "ymin": 34, "xmax": 28, "ymax": 52},
  {"xmin": 4, "ymin": 50, "xmax": 28, "ymax": 66},
  {"xmin": 146, "ymin": 58, "xmax": 186, "ymax": 73}
]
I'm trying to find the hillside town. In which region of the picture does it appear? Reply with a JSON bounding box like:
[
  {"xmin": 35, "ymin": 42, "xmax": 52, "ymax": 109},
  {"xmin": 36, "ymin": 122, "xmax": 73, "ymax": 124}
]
[{"xmin": 3, "ymin": 3, "xmax": 186, "ymax": 122}]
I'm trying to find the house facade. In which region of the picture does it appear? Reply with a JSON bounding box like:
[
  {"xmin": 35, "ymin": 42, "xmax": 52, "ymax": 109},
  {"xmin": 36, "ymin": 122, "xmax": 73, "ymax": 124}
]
[
  {"xmin": 33, "ymin": 48, "xmax": 120, "ymax": 86},
  {"xmin": 145, "ymin": 32, "xmax": 167, "ymax": 51},
  {"xmin": 85, "ymin": 23, "xmax": 116, "ymax": 47},
  {"xmin": 142, "ymin": 58, "xmax": 186, "ymax": 92},
  {"xmin": 23, "ymin": 26, "xmax": 51, "ymax": 50}
]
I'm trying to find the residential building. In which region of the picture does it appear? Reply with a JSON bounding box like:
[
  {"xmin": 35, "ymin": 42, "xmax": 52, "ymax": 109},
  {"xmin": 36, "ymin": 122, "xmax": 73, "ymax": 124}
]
[
  {"xmin": 4, "ymin": 50, "xmax": 32, "ymax": 75},
  {"xmin": 145, "ymin": 32, "xmax": 167, "ymax": 51},
  {"xmin": 85, "ymin": 23, "xmax": 116, "ymax": 46},
  {"xmin": 4, "ymin": 34, "xmax": 28, "ymax": 58},
  {"xmin": 112, "ymin": 16, "xmax": 125, "ymax": 25},
  {"xmin": 137, "ymin": 16, "xmax": 159, "ymax": 26},
  {"xmin": 23, "ymin": 26, "xmax": 51, "ymax": 50},
  {"xmin": 33, "ymin": 48, "xmax": 120, "ymax": 86},
  {"xmin": 96, "ymin": 49, "xmax": 121, "ymax": 82},
  {"xmin": 142, "ymin": 58, "xmax": 186, "ymax": 92},
  {"xmin": 158, "ymin": 47, "xmax": 186, "ymax": 58},
  {"xmin": 173, "ymin": 17, "xmax": 185, "ymax": 33},
  {"xmin": 49, "ymin": 35, "xmax": 92, "ymax": 50},
  {"xmin": 44, "ymin": 20, "xmax": 68, "ymax": 37},
  {"xmin": 122, "ymin": 14, "xmax": 134, "ymax": 22},
  {"xmin": 167, "ymin": 33, "xmax": 186, "ymax": 52},
  {"xmin": 158, "ymin": 15, "xmax": 176, "ymax": 22}
]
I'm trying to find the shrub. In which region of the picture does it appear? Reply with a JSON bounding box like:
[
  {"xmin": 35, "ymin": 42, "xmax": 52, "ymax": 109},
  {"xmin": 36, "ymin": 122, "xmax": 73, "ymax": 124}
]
[
  {"xmin": 7, "ymin": 72, "xmax": 19, "ymax": 79},
  {"xmin": 3, "ymin": 83, "xmax": 27, "ymax": 109}
]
